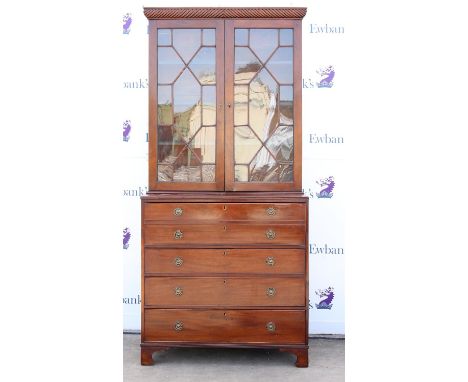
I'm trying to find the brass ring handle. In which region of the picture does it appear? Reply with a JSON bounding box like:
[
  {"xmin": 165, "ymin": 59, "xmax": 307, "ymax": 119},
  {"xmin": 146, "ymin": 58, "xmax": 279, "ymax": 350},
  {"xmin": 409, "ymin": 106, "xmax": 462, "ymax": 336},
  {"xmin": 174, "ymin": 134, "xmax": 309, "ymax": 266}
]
[
  {"xmin": 174, "ymin": 207, "xmax": 183, "ymax": 216},
  {"xmin": 266, "ymin": 207, "xmax": 277, "ymax": 216},
  {"xmin": 265, "ymin": 229, "xmax": 276, "ymax": 240},
  {"xmin": 174, "ymin": 230, "xmax": 183, "ymax": 240},
  {"xmin": 266, "ymin": 287, "xmax": 276, "ymax": 297},
  {"xmin": 174, "ymin": 321, "xmax": 183, "ymax": 331},
  {"xmin": 174, "ymin": 257, "xmax": 183, "ymax": 267},
  {"xmin": 174, "ymin": 287, "xmax": 183, "ymax": 296},
  {"xmin": 266, "ymin": 322, "xmax": 276, "ymax": 332},
  {"xmin": 265, "ymin": 256, "xmax": 275, "ymax": 266}
]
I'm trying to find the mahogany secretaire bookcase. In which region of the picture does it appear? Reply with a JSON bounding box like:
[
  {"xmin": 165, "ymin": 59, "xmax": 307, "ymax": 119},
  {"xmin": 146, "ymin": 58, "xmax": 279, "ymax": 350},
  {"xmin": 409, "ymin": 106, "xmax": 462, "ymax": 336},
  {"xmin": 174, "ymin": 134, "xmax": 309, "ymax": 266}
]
[{"xmin": 141, "ymin": 7, "xmax": 309, "ymax": 367}]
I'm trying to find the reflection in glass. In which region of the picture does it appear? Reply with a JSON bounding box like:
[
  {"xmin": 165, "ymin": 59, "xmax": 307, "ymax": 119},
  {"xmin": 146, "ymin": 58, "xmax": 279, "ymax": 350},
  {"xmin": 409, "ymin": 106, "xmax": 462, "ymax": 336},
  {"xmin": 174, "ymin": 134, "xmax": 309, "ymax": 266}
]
[
  {"xmin": 234, "ymin": 85, "xmax": 248, "ymax": 126},
  {"xmin": 173, "ymin": 29, "xmax": 201, "ymax": 63},
  {"xmin": 279, "ymin": 163, "xmax": 293, "ymax": 182},
  {"xmin": 279, "ymin": 29, "xmax": 293, "ymax": 46},
  {"xmin": 157, "ymin": 47, "xmax": 184, "ymax": 84},
  {"xmin": 235, "ymin": 47, "xmax": 261, "ymax": 84},
  {"xmin": 202, "ymin": 86, "xmax": 216, "ymax": 126},
  {"xmin": 235, "ymin": 165, "xmax": 248, "ymax": 182},
  {"xmin": 158, "ymin": 29, "xmax": 171, "ymax": 46},
  {"xmin": 158, "ymin": 86, "xmax": 172, "ymax": 125},
  {"xmin": 189, "ymin": 47, "xmax": 216, "ymax": 85},
  {"xmin": 202, "ymin": 29, "xmax": 215, "ymax": 46},
  {"xmin": 250, "ymin": 29, "xmax": 277, "ymax": 63},
  {"xmin": 235, "ymin": 126, "xmax": 262, "ymax": 164},
  {"xmin": 235, "ymin": 29, "xmax": 248, "ymax": 45},
  {"xmin": 189, "ymin": 126, "xmax": 216, "ymax": 163},
  {"xmin": 279, "ymin": 85, "xmax": 293, "ymax": 125},
  {"xmin": 265, "ymin": 125, "xmax": 293, "ymax": 161},
  {"xmin": 202, "ymin": 165, "xmax": 215, "ymax": 182},
  {"xmin": 266, "ymin": 47, "xmax": 293, "ymax": 84},
  {"xmin": 249, "ymin": 150, "xmax": 279, "ymax": 182},
  {"xmin": 249, "ymin": 68, "xmax": 279, "ymax": 140}
]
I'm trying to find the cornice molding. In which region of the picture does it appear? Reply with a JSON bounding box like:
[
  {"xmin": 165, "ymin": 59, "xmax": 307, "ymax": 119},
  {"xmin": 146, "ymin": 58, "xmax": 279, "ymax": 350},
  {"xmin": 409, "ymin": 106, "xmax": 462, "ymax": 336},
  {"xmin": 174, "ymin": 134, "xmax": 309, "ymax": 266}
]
[{"xmin": 144, "ymin": 7, "xmax": 307, "ymax": 20}]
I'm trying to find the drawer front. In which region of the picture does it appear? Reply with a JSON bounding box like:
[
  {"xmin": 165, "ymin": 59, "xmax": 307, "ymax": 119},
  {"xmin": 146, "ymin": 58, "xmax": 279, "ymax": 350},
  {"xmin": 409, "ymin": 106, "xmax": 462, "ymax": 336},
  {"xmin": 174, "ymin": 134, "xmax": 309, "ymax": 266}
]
[
  {"xmin": 145, "ymin": 248, "xmax": 305, "ymax": 274},
  {"xmin": 144, "ymin": 224, "xmax": 305, "ymax": 246},
  {"xmin": 144, "ymin": 203, "xmax": 305, "ymax": 222},
  {"xmin": 144, "ymin": 277, "xmax": 305, "ymax": 307},
  {"xmin": 143, "ymin": 309, "xmax": 306, "ymax": 344}
]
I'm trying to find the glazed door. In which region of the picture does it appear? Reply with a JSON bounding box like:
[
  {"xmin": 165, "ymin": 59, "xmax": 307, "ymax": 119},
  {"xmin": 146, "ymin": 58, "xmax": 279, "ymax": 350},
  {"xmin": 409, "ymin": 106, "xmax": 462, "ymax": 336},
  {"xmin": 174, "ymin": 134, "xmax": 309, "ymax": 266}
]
[
  {"xmin": 225, "ymin": 20, "xmax": 302, "ymax": 191},
  {"xmin": 148, "ymin": 20, "xmax": 225, "ymax": 191}
]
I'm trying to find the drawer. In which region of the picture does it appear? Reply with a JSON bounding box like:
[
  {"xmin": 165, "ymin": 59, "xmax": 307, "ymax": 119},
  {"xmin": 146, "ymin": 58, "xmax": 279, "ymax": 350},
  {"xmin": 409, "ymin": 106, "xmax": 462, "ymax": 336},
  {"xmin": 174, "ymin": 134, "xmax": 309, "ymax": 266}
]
[
  {"xmin": 143, "ymin": 309, "xmax": 306, "ymax": 344},
  {"xmin": 145, "ymin": 248, "xmax": 305, "ymax": 274},
  {"xmin": 144, "ymin": 277, "xmax": 305, "ymax": 307},
  {"xmin": 143, "ymin": 203, "xmax": 305, "ymax": 222},
  {"xmin": 144, "ymin": 223, "xmax": 305, "ymax": 246}
]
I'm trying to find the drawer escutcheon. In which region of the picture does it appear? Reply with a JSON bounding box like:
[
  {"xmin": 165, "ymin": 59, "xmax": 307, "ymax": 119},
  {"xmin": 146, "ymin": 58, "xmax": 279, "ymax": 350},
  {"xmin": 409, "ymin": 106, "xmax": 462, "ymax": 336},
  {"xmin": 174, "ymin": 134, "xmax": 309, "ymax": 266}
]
[
  {"xmin": 266, "ymin": 322, "xmax": 276, "ymax": 332},
  {"xmin": 174, "ymin": 230, "xmax": 183, "ymax": 240},
  {"xmin": 266, "ymin": 287, "xmax": 276, "ymax": 297},
  {"xmin": 174, "ymin": 257, "xmax": 183, "ymax": 267},
  {"xmin": 265, "ymin": 256, "xmax": 275, "ymax": 266},
  {"xmin": 174, "ymin": 321, "xmax": 183, "ymax": 331},
  {"xmin": 266, "ymin": 207, "xmax": 277, "ymax": 216},
  {"xmin": 174, "ymin": 287, "xmax": 183, "ymax": 296},
  {"xmin": 174, "ymin": 208, "xmax": 183, "ymax": 216},
  {"xmin": 265, "ymin": 229, "xmax": 276, "ymax": 240}
]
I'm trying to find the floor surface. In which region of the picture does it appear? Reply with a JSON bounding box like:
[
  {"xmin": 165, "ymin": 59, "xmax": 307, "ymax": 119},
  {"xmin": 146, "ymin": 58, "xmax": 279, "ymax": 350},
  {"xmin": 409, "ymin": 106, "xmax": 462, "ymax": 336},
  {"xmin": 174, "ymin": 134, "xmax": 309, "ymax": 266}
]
[{"xmin": 124, "ymin": 334, "xmax": 344, "ymax": 382}]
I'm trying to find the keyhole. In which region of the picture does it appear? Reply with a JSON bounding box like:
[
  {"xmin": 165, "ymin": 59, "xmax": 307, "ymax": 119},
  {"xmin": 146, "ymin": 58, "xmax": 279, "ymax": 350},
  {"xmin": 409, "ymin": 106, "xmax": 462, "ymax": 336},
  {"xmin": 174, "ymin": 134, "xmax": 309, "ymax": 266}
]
[
  {"xmin": 224, "ymin": 225, "xmax": 227, "ymax": 231},
  {"xmin": 223, "ymin": 205, "xmax": 227, "ymax": 211}
]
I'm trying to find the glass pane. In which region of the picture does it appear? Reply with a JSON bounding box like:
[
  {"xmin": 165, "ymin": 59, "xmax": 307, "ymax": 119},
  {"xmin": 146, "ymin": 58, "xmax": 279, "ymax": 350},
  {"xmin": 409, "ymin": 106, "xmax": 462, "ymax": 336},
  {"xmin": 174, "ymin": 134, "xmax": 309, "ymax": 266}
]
[
  {"xmin": 157, "ymin": 47, "xmax": 184, "ymax": 84},
  {"xmin": 173, "ymin": 29, "xmax": 201, "ymax": 63},
  {"xmin": 173, "ymin": 69, "xmax": 201, "ymax": 142},
  {"xmin": 279, "ymin": 29, "xmax": 293, "ymax": 45},
  {"xmin": 234, "ymin": 85, "xmax": 248, "ymax": 126},
  {"xmin": 280, "ymin": 85, "xmax": 293, "ymax": 125},
  {"xmin": 158, "ymin": 29, "xmax": 171, "ymax": 46},
  {"xmin": 157, "ymin": 86, "xmax": 172, "ymax": 125},
  {"xmin": 235, "ymin": 29, "xmax": 248, "ymax": 45},
  {"xmin": 250, "ymin": 29, "xmax": 278, "ymax": 63},
  {"xmin": 203, "ymin": 29, "xmax": 215, "ymax": 46},
  {"xmin": 265, "ymin": 125, "xmax": 294, "ymax": 162},
  {"xmin": 235, "ymin": 47, "xmax": 261, "ymax": 84},
  {"xmin": 279, "ymin": 163, "xmax": 293, "ymax": 182},
  {"xmin": 266, "ymin": 47, "xmax": 293, "ymax": 84},
  {"xmin": 189, "ymin": 47, "xmax": 216, "ymax": 85},
  {"xmin": 189, "ymin": 126, "xmax": 216, "ymax": 163},
  {"xmin": 235, "ymin": 165, "xmax": 249, "ymax": 181},
  {"xmin": 202, "ymin": 165, "xmax": 215, "ymax": 182},
  {"xmin": 249, "ymin": 68, "xmax": 279, "ymax": 140},
  {"xmin": 249, "ymin": 149, "xmax": 279, "ymax": 182},
  {"xmin": 235, "ymin": 126, "xmax": 262, "ymax": 164},
  {"xmin": 156, "ymin": 28, "xmax": 217, "ymax": 184},
  {"xmin": 232, "ymin": 28, "xmax": 295, "ymax": 184},
  {"xmin": 202, "ymin": 86, "xmax": 216, "ymax": 126}
]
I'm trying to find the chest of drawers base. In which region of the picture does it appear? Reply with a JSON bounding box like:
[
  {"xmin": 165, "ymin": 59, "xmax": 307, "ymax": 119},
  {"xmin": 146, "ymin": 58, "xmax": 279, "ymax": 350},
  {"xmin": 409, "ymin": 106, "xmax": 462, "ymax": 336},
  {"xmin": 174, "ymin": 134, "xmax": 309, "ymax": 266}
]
[{"xmin": 140, "ymin": 192, "xmax": 309, "ymax": 367}]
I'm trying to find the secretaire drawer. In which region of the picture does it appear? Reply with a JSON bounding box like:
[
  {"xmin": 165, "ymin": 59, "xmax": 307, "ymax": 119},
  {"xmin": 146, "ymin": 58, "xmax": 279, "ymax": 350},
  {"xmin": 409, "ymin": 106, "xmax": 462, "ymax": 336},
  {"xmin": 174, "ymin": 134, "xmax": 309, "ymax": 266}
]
[
  {"xmin": 143, "ymin": 309, "xmax": 306, "ymax": 344},
  {"xmin": 144, "ymin": 248, "xmax": 305, "ymax": 274},
  {"xmin": 144, "ymin": 276, "xmax": 305, "ymax": 307},
  {"xmin": 143, "ymin": 203, "xmax": 305, "ymax": 222},
  {"xmin": 144, "ymin": 224, "xmax": 305, "ymax": 246}
]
